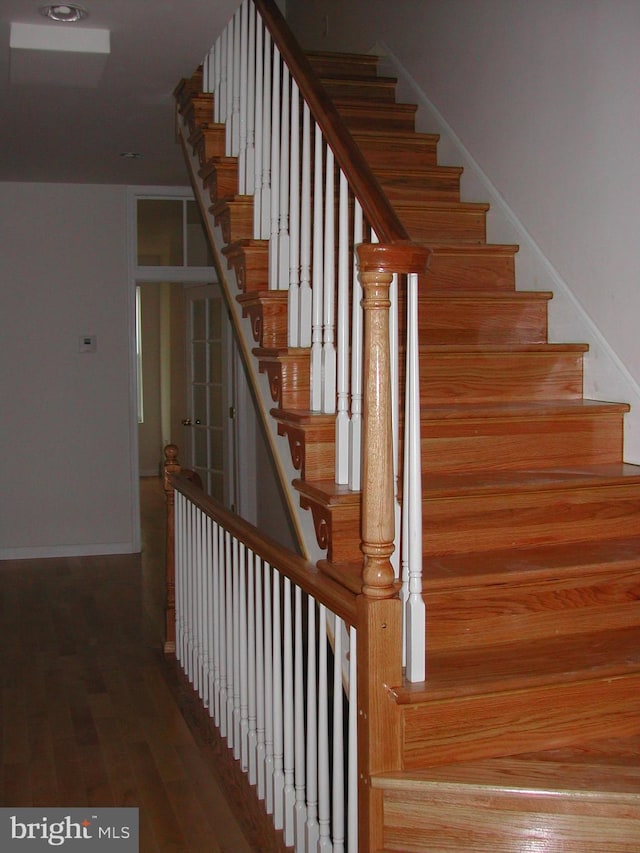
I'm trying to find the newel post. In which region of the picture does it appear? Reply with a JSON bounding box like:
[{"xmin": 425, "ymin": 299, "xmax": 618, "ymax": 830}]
[
  {"xmin": 355, "ymin": 242, "xmax": 430, "ymax": 851},
  {"xmin": 163, "ymin": 444, "xmax": 181, "ymax": 654}
]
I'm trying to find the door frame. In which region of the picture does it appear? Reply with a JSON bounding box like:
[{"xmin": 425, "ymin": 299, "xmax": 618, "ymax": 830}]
[{"xmin": 126, "ymin": 186, "xmax": 218, "ymax": 551}]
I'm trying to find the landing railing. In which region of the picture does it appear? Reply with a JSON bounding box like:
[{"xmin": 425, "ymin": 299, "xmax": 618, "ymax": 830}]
[
  {"xmin": 164, "ymin": 446, "xmax": 360, "ymax": 850},
  {"xmin": 187, "ymin": 0, "xmax": 430, "ymax": 683}
]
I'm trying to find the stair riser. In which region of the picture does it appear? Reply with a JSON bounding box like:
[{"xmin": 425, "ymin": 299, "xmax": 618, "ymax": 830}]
[
  {"xmin": 424, "ymin": 249, "xmax": 516, "ymax": 291},
  {"xmin": 306, "ymin": 53, "xmax": 380, "ymax": 79},
  {"xmin": 418, "ymin": 352, "xmax": 584, "ymax": 404},
  {"xmin": 211, "ymin": 200, "xmax": 254, "ymax": 244},
  {"xmin": 415, "ymin": 298, "xmax": 548, "ymax": 345},
  {"xmin": 319, "ymin": 78, "xmax": 397, "ymax": 102},
  {"xmin": 191, "ymin": 125, "xmax": 225, "ymax": 163},
  {"xmin": 402, "ymin": 673, "xmax": 640, "ymax": 768},
  {"xmin": 357, "ymin": 135, "xmax": 439, "ymax": 169},
  {"xmin": 424, "ymin": 483, "xmax": 640, "ymax": 555},
  {"xmin": 238, "ymin": 293, "xmax": 288, "ymax": 349},
  {"xmin": 426, "ymin": 568, "xmax": 640, "ymax": 651},
  {"xmin": 183, "ymin": 95, "xmax": 213, "ymax": 135},
  {"xmin": 258, "ymin": 356, "xmax": 311, "ymax": 410},
  {"xmin": 201, "ymin": 160, "xmax": 238, "ymax": 203},
  {"xmin": 380, "ymin": 787, "xmax": 640, "ymax": 852},
  {"xmin": 397, "ymin": 204, "xmax": 487, "ymax": 243},
  {"xmin": 278, "ymin": 422, "xmax": 336, "ymax": 481},
  {"xmin": 420, "ymin": 413, "xmax": 624, "ymax": 473},
  {"xmin": 339, "ymin": 103, "xmax": 416, "ymax": 132},
  {"xmin": 223, "ymin": 242, "xmax": 269, "ymax": 292},
  {"xmin": 379, "ymin": 174, "xmax": 461, "ymax": 203}
]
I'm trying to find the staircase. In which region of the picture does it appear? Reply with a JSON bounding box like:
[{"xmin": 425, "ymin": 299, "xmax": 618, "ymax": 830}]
[{"xmin": 176, "ymin": 36, "xmax": 640, "ymax": 853}]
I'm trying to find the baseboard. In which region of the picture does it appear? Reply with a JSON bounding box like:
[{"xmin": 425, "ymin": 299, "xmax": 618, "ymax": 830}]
[
  {"xmin": 373, "ymin": 41, "xmax": 640, "ymax": 464},
  {"xmin": 0, "ymin": 542, "xmax": 138, "ymax": 561}
]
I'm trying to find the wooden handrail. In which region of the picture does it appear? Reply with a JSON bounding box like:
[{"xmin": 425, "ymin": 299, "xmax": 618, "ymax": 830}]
[
  {"xmin": 253, "ymin": 0, "xmax": 410, "ymax": 244},
  {"xmin": 168, "ymin": 468, "xmax": 357, "ymax": 626}
]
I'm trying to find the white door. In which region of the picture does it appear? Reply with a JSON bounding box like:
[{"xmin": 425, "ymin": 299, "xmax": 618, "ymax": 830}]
[{"xmin": 183, "ymin": 284, "xmax": 229, "ymax": 504}]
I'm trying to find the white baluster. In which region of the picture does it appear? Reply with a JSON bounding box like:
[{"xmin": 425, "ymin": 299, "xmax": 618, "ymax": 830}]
[
  {"xmin": 212, "ymin": 521, "xmax": 222, "ymax": 726},
  {"xmin": 293, "ymin": 585, "xmax": 307, "ymax": 848},
  {"xmin": 335, "ymin": 170, "xmax": 350, "ymax": 483},
  {"xmin": 282, "ymin": 578, "xmax": 295, "ymax": 845},
  {"xmin": 288, "ymin": 79, "xmax": 301, "ymax": 346},
  {"xmin": 263, "ymin": 562, "xmax": 274, "ymax": 813},
  {"xmin": 310, "ymin": 125, "xmax": 324, "ymax": 412},
  {"xmin": 247, "ymin": 548, "xmax": 257, "ymax": 781},
  {"xmin": 332, "ymin": 616, "xmax": 345, "ymax": 853},
  {"xmin": 253, "ymin": 13, "xmax": 264, "ymax": 237},
  {"xmin": 218, "ymin": 525, "xmax": 228, "ymax": 737},
  {"xmin": 349, "ymin": 200, "xmax": 364, "ymax": 491},
  {"xmin": 239, "ymin": 542, "xmax": 249, "ymax": 770},
  {"xmin": 390, "ymin": 272, "xmax": 401, "ymax": 582},
  {"xmin": 255, "ymin": 556, "xmax": 266, "ymax": 799},
  {"xmin": 238, "ymin": 0, "xmax": 248, "ymax": 193},
  {"xmin": 225, "ymin": 20, "xmax": 233, "ymax": 156},
  {"xmin": 347, "ymin": 626, "xmax": 358, "ymax": 852},
  {"xmin": 323, "ymin": 146, "xmax": 336, "ymax": 414},
  {"xmin": 305, "ymin": 597, "xmax": 319, "ymax": 850},
  {"xmin": 269, "ymin": 47, "xmax": 282, "ymax": 289},
  {"xmin": 233, "ymin": 536, "xmax": 241, "ymax": 757},
  {"xmin": 261, "ymin": 30, "xmax": 272, "ymax": 238},
  {"xmin": 185, "ymin": 500, "xmax": 194, "ymax": 681},
  {"xmin": 196, "ymin": 508, "xmax": 204, "ymax": 697},
  {"xmin": 299, "ymin": 103, "xmax": 312, "ymax": 348},
  {"xmin": 317, "ymin": 605, "xmax": 331, "ymax": 850},
  {"xmin": 213, "ymin": 36, "xmax": 222, "ymax": 124},
  {"xmin": 246, "ymin": 0, "xmax": 256, "ymax": 195},
  {"xmin": 404, "ymin": 271, "xmax": 426, "ymax": 683},
  {"xmin": 203, "ymin": 514, "xmax": 213, "ymax": 711},
  {"xmin": 225, "ymin": 530, "xmax": 234, "ymax": 744},
  {"xmin": 175, "ymin": 492, "xmax": 184, "ymax": 666},
  {"xmin": 232, "ymin": 7, "xmax": 241, "ymax": 156},
  {"xmin": 278, "ymin": 64, "xmax": 291, "ymax": 292},
  {"xmin": 272, "ymin": 568, "xmax": 284, "ymax": 829}
]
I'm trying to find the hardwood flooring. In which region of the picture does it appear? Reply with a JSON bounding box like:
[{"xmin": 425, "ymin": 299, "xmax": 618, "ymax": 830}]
[{"xmin": 0, "ymin": 478, "xmax": 255, "ymax": 852}]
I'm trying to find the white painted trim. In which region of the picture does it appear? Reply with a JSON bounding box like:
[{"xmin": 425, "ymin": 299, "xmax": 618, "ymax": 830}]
[
  {"xmin": 0, "ymin": 543, "xmax": 137, "ymax": 561},
  {"xmin": 374, "ymin": 42, "xmax": 640, "ymax": 463},
  {"xmin": 126, "ymin": 185, "xmax": 222, "ymax": 555}
]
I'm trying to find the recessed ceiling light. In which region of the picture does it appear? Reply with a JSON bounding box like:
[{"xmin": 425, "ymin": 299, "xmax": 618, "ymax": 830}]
[
  {"xmin": 120, "ymin": 152, "xmax": 143, "ymax": 159},
  {"xmin": 39, "ymin": 4, "xmax": 88, "ymax": 23}
]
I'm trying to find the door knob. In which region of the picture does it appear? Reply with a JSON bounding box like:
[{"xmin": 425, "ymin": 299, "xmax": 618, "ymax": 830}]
[{"xmin": 181, "ymin": 418, "xmax": 192, "ymax": 426}]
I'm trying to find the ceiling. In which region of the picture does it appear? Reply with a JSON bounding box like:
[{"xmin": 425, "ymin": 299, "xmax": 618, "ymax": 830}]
[{"xmin": 0, "ymin": 0, "xmax": 239, "ymax": 186}]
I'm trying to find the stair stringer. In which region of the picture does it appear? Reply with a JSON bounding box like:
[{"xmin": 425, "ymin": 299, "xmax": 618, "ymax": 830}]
[
  {"xmin": 176, "ymin": 115, "xmax": 327, "ymax": 565},
  {"xmin": 373, "ymin": 40, "xmax": 640, "ymax": 463}
]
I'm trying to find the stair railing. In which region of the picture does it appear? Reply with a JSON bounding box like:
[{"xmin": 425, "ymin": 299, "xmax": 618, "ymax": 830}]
[
  {"xmin": 164, "ymin": 445, "xmax": 359, "ymax": 850},
  {"xmin": 196, "ymin": 0, "xmax": 430, "ymax": 683}
]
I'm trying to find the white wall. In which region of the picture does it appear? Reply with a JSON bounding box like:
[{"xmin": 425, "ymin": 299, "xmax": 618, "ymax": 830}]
[
  {"xmin": 0, "ymin": 182, "xmax": 135, "ymax": 558},
  {"xmin": 287, "ymin": 0, "xmax": 640, "ymax": 459}
]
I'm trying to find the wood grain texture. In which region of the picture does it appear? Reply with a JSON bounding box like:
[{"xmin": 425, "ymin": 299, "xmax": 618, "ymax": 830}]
[{"xmin": 0, "ymin": 479, "xmax": 256, "ymax": 852}]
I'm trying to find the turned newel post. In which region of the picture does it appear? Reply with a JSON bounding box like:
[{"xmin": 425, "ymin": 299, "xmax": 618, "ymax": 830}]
[
  {"xmin": 355, "ymin": 242, "xmax": 430, "ymax": 851},
  {"xmin": 163, "ymin": 444, "xmax": 181, "ymax": 654},
  {"xmin": 357, "ymin": 254, "xmax": 397, "ymax": 598}
]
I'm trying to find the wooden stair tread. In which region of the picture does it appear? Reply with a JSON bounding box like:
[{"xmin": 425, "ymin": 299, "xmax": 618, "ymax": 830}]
[
  {"xmin": 422, "ymin": 399, "xmax": 630, "ymax": 420},
  {"xmin": 421, "ymin": 290, "xmax": 551, "ymax": 301},
  {"xmin": 392, "ymin": 625, "xmax": 640, "ymax": 703},
  {"xmin": 373, "ymin": 738, "xmax": 640, "ymax": 796},
  {"xmin": 425, "ymin": 535, "xmax": 640, "ymax": 589},
  {"xmin": 419, "ymin": 342, "xmax": 588, "ymax": 353},
  {"xmin": 294, "ymin": 462, "xmax": 640, "ymax": 503},
  {"xmin": 423, "ymin": 461, "xmax": 640, "ymax": 496}
]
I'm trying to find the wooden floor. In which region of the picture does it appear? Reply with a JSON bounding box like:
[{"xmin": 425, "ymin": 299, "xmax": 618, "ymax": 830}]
[{"xmin": 0, "ymin": 477, "xmax": 255, "ymax": 852}]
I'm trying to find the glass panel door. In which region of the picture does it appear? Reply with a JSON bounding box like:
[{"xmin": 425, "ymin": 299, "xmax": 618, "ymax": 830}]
[{"xmin": 185, "ymin": 284, "xmax": 227, "ymax": 502}]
